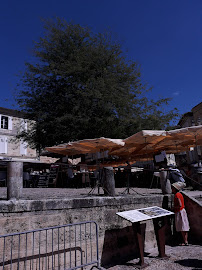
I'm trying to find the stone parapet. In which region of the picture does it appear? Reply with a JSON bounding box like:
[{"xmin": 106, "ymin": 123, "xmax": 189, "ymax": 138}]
[
  {"xmin": 0, "ymin": 194, "xmax": 168, "ymax": 213},
  {"xmin": 182, "ymin": 191, "xmax": 202, "ymax": 243},
  {"xmin": 0, "ymin": 194, "xmax": 173, "ymax": 266}
]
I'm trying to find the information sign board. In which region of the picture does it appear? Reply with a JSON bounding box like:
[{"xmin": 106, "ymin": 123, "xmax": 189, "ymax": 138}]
[{"xmin": 116, "ymin": 206, "xmax": 173, "ymax": 223}]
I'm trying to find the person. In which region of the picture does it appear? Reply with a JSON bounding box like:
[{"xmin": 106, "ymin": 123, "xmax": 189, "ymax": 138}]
[
  {"xmin": 67, "ymin": 167, "xmax": 74, "ymax": 187},
  {"xmin": 171, "ymin": 182, "xmax": 190, "ymax": 246},
  {"xmin": 168, "ymin": 165, "xmax": 186, "ymax": 190},
  {"xmin": 125, "ymin": 161, "xmax": 132, "ymax": 192}
]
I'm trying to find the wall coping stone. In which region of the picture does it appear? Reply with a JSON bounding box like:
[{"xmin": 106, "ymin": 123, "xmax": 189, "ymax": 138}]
[
  {"xmin": 181, "ymin": 191, "xmax": 202, "ymax": 207},
  {"xmin": 0, "ymin": 194, "xmax": 167, "ymax": 213}
]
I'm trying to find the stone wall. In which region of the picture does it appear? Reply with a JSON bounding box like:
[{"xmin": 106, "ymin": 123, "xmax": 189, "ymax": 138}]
[
  {"xmin": 192, "ymin": 101, "xmax": 202, "ymax": 125},
  {"xmin": 182, "ymin": 191, "xmax": 202, "ymax": 243},
  {"xmin": 0, "ymin": 194, "xmax": 173, "ymax": 267}
]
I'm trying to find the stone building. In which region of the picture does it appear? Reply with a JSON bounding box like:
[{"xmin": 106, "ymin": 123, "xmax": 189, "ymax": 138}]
[
  {"xmin": 177, "ymin": 102, "xmax": 202, "ymax": 166},
  {"xmin": 0, "ymin": 107, "xmax": 37, "ymax": 161},
  {"xmin": 178, "ymin": 102, "xmax": 202, "ymax": 127}
]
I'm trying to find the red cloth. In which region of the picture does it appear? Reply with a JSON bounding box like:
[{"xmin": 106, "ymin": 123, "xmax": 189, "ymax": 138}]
[{"xmin": 174, "ymin": 192, "xmax": 185, "ymax": 213}]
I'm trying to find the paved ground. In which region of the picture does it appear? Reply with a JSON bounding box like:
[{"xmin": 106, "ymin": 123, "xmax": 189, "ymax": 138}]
[
  {"xmin": 108, "ymin": 244, "xmax": 202, "ymax": 270},
  {"xmin": 0, "ymin": 187, "xmax": 164, "ymax": 200},
  {"xmin": 0, "ymin": 186, "xmax": 201, "ymax": 201}
]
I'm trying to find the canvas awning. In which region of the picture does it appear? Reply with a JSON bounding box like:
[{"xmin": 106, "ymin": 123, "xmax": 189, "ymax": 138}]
[
  {"xmin": 109, "ymin": 125, "xmax": 202, "ymax": 160},
  {"xmin": 153, "ymin": 125, "xmax": 202, "ymax": 154},
  {"xmin": 45, "ymin": 137, "xmax": 125, "ymax": 156},
  {"xmin": 109, "ymin": 130, "xmax": 167, "ymax": 157},
  {"xmin": 45, "ymin": 126, "xmax": 202, "ymax": 163}
]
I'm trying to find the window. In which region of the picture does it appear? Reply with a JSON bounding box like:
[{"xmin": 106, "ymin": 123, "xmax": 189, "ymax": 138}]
[
  {"xmin": 0, "ymin": 115, "xmax": 12, "ymax": 130},
  {"xmin": 1, "ymin": 116, "xmax": 8, "ymax": 129}
]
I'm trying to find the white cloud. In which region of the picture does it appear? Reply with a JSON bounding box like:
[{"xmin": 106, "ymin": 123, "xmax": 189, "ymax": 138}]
[{"xmin": 173, "ymin": 91, "xmax": 180, "ymax": 96}]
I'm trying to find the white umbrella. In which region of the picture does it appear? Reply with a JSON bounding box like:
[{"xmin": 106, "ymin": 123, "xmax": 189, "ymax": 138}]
[{"xmin": 45, "ymin": 137, "xmax": 125, "ymax": 156}]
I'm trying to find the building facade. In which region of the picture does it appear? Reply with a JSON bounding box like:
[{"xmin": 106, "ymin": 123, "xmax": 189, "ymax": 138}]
[
  {"xmin": 178, "ymin": 102, "xmax": 202, "ymax": 128},
  {"xmin": 0, "ymin": 107, "xmax": 37, "ymax": 161},
  {"xmin": 177, "ymin": 102, "xmax": 202, "ymax": 165}
]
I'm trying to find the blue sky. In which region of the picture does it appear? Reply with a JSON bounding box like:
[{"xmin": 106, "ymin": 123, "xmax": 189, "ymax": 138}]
[{"xmin": 1, "ymin": 0, "xmax": 202, "ymax": 117}]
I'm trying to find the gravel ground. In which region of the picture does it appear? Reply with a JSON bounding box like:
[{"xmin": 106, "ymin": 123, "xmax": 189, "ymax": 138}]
[{"xmin": 107, "ymin": 244, "xmax": 202, "ymax": 270}]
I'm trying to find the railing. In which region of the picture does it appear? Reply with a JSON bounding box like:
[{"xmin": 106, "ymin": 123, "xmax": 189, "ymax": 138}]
[{"xmin": 0, "ymin": 221, "xmax": 101, "ymax": 270}]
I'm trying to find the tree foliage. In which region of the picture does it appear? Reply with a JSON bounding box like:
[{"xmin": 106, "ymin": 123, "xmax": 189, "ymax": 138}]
[{"xmin": 16, "ymin": 18, "xmax": 178, "ymax": 150}]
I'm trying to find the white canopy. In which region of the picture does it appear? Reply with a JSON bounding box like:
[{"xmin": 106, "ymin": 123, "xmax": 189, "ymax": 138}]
[
  {"xmin": 45, "ymin": 137, "xmax": 125, "ymax": 156},
  {"xmin": 45, "ymin": 125, "xmax": 202, "ymax": 162},
  {"xmin": 109, "ymin": 125, "xmax": 202, "ymax": 160}
]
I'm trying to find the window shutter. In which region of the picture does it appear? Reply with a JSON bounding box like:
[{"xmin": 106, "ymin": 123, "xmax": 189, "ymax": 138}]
[
  {"xmin": 0, "ymin": 137, "xmax": 4, "ymax": 153},
  {"xmin": 24, "ymin": 120, "xmax": 27, "ymax": 131},
  {"xmin": 20, "ymin": 140, "xmax": 27, "ymax": 155},
  {"xmin": 8, "ymin": 117, "xmax": 12, "ymax": 130},
  {"xmin": 0, "ymin": 136, "xmax": 7, "ymax": 154},
  {"xmin": 4, "ymin": 137, "xmax": 8, "ymax": 154},
  {"xmin": 20, "ymin": 119, "xmax": 27, "ymax": 132}
]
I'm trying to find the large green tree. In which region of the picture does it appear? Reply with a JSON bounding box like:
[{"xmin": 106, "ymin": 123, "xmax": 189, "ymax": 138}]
[{"xmin": 16, "ymin": 18, "xmax": 178, "ymax": 150}]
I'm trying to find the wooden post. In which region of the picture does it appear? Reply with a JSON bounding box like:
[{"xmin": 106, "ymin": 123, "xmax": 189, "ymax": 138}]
[
  {"xmin": 153, "ymin": 217, "xmax": 169, "ymax": 258},
  {"xmin": 7, "ymin": 161, "xmax": 23, "ymax": 200},
  {"xmin": 132, "ymin": 222, "xmax": 149, "ymax": 269}
]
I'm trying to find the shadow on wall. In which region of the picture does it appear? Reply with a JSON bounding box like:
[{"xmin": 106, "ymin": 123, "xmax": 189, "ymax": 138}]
[
  {"xmin": 101, "ymin": 226, "xmax": 139, "ymax": 268},
  {"xmin": 182, "ymin": 191, "xmax": 202, "ymax": 244},
  {"xmin": 100, "ymin": 196, "xmax": 174, "ymax": 268},
  {"xmin": 162, "ymin": 195, "xmax": 174, "ymax": 244}
]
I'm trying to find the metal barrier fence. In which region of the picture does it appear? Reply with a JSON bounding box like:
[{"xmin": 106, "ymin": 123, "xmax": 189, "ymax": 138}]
[{"xmin": 0, "ymin": 221, "xmax": 101, "ymax": 270}]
